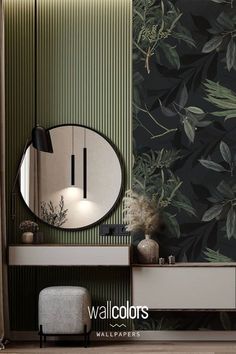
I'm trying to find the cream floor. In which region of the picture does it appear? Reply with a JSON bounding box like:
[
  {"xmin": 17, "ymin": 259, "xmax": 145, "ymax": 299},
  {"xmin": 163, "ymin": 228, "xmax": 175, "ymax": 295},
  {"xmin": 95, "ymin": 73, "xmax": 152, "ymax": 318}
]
[{"xmin": 3, "ymin": 342, "xmax": 236, "ymax": 354}]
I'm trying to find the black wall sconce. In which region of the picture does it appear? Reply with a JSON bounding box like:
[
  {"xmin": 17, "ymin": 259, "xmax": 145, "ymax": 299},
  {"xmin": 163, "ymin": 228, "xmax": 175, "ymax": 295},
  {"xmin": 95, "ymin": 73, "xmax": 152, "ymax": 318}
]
[
  {"xmin": 32, "ymin": 0, "xmax": 53, "ymax": 153},
  {"xmin": 11, "ymin": 0, "xmax": 54, "ymax": 220}
]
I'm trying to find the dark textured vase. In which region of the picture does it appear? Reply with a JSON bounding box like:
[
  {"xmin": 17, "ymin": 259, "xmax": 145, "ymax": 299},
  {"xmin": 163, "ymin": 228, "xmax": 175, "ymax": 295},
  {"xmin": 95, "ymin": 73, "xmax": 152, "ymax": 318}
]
[{"xmin": 137, "ymin": 234, "xmax": 159, "ymax": 264}]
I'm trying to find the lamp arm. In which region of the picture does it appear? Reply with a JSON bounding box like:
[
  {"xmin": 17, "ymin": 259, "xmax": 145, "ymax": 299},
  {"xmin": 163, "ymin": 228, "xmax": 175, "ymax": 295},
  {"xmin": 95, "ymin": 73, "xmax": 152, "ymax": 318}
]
[{"xmin": 11, "ymin": 138, "xmax": 30, "ymax": 220}]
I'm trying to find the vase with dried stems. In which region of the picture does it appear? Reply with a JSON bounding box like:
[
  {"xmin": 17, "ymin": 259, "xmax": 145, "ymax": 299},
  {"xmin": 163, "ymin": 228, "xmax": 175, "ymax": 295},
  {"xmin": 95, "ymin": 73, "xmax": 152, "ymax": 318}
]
[{"xmin": 123, "ymin": 190, "xmax": 161, "ymax": 264}]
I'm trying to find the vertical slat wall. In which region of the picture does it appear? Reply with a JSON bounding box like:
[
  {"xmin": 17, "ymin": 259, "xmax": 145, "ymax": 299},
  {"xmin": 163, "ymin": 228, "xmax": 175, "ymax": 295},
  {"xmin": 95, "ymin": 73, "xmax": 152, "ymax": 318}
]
[
  {"xmin": 5, "ymin": 0, "xmax": 132, "ymax": 245},
  {"xmin": 10, "ymin": 266, "xmax": 131, "ymax": 331},
  {"xmin": 4, "ymin": 0, "xmax": 132, "ymax": 331}
]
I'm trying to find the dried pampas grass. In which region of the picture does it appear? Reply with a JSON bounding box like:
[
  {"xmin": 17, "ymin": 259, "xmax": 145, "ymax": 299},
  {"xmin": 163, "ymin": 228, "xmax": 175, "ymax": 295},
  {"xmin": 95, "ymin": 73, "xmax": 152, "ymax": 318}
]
[{"xmin": 123, "ymin": 190, "xmax": 160, "ymax": 235}]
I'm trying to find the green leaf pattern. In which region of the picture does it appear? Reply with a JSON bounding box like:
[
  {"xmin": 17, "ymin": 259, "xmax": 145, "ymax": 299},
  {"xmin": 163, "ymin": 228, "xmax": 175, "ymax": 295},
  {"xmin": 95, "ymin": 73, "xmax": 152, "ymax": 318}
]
[{"xmin": 133, "ymin": 0, "xmax": 236, "ymax": 332}]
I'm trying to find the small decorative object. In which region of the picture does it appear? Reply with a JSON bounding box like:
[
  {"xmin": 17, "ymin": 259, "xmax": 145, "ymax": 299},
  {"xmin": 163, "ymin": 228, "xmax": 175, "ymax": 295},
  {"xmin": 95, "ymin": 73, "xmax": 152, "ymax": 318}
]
[
  {"xmin": 19, "ymin": 220, "xmax": 39, "ymax": 244},
  {"xmin": 34, "ymin": 231, "xmax": 44, "ymax": 244},
  {"xmin": 21, "ymin": 232, "xmax": 33, "ymax": 244},
  {"xmin": 137, "ymin": 235, "xmax": 159, "ymax": 264},
  {"xmin": 159, "ymin": 257, "xmax": 165, "ymax": 265},
  {"xmin": 123, "ymin": 190, "xmax": 160, "ymax": 264},
  {"xmin": 168, "ymin": 255, "xmax": 175, "ymax": 265}
]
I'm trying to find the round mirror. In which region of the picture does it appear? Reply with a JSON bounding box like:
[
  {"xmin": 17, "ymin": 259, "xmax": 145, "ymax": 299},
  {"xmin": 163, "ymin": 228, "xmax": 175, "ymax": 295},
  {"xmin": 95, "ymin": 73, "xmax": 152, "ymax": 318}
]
[{"xmin": 20, "ymin": 125, "xmax": 123, "ymax": 229}]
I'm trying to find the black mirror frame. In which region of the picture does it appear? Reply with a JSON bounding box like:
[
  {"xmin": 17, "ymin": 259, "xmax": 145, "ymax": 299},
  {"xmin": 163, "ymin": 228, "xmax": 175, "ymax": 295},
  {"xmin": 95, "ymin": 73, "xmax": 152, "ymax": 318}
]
[{"xmin": 18, "ymin": 123, "xmax": 125, "ymax": 231}]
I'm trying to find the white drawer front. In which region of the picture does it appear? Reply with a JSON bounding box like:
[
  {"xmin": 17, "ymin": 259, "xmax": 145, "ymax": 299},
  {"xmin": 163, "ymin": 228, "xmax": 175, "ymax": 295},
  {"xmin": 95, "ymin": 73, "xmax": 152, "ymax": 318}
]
[
  {"xmin": 9, "ymin": 246, "xmax": 130, "ymax": 266},
  {"xmin": 132, "ymin": 267, "xmax": 236, "ymax": 309}
]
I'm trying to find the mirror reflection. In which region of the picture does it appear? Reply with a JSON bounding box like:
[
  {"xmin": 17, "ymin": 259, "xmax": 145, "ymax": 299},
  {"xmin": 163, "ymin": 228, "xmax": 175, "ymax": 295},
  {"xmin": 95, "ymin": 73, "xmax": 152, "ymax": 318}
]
[{"xmin": 20, "ymin": 125, "xmax": 122, "ymax": 229}]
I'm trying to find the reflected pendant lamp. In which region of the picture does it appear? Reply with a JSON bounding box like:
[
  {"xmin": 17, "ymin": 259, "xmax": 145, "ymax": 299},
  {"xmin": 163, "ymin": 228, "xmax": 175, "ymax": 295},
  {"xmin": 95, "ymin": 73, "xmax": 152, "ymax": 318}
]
[{"xmin": 32, "ymin": 0, "xmax": 53, "ymax": 153}]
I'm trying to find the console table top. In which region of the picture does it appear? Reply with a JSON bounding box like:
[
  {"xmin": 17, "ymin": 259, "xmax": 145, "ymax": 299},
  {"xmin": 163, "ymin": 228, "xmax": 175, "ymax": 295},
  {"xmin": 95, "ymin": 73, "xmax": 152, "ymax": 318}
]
[
  {"xmin": 9, "ymin": 244, "xmax": 130, "ymax": 247},
  {"xmin": 132, "ymin": 262, "xmax": 236, "ymax": 267}
]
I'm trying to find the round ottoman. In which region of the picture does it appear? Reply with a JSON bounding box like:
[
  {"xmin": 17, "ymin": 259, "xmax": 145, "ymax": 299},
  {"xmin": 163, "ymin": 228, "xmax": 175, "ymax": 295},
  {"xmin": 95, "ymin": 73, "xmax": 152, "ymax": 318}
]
[{"xmin": 38, "ymin": 286, "xmax": 91, "ymax": 347}]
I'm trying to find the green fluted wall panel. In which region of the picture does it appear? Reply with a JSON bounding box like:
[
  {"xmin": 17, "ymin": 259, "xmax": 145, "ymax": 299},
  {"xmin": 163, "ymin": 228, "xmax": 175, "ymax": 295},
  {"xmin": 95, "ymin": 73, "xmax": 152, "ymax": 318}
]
[
  {"xmin": 5, "ymin": 0, "xmax": 132, "ymax": 331},
  {"xmin": 9, "ymin": 267, "xmax": 131, "ymax": 331},
  {"xmin": 5, "ymin": 0, "xmax": 132, "ymax": 244}
]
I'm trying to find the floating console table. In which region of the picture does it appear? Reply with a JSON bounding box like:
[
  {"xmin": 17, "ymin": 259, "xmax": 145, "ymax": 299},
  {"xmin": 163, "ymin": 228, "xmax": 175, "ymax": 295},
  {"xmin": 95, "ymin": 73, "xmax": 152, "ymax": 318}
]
[
  {"xmin": 132, "ymin": 263, "xmax": 236, "ymax": 310},
  {"xmin": 8, "ymin": 245, "xmax": 130, "ymax": 266}
]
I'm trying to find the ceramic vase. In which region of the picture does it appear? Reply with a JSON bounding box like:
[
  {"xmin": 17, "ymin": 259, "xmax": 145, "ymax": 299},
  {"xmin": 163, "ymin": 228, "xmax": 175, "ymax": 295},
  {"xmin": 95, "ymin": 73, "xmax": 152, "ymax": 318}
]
[
  {"xmin": 21, "ymin": 232, "xmax": 34, "ymax": 244},
  {"xmin": 137, "ymin": 234, "xmax": 159, "ymax": 264}
]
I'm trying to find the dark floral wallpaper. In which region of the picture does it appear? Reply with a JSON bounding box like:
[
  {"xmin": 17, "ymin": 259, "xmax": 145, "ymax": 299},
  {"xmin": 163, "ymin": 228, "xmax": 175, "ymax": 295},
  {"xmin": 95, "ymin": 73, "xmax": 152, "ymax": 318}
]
[{"xmin": 133, "ymin": 0, "xmax": 236, "ymax": 330}]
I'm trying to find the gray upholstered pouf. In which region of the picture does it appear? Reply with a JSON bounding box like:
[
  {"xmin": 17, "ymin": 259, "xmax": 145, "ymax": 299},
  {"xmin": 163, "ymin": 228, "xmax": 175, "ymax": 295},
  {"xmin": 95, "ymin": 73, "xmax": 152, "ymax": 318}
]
[{"xmin": 38, "ymin": 286, "xmax": 91, "ymax": 336}]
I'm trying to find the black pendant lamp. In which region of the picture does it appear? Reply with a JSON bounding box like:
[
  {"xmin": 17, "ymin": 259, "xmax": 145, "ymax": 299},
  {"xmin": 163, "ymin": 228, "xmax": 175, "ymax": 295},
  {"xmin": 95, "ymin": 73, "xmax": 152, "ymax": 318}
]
[
  {"xmin": 83, "ymin": 128, "xmax": 87, "ymax": 198},
  {"xmin": 32, "ymin": 0, "xmax": 53, "ymax": 153},
  {"xmin": 71, "ymin": 126, "xmax": 75, "ymax": 186}
]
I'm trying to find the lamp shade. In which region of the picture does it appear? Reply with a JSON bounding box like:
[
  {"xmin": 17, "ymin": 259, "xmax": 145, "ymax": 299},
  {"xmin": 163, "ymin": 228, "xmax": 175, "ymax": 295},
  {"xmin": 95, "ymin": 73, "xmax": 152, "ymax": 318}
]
[{"xmin": 32, "ymin": 125, "xmax": 53, "ymax": 153}]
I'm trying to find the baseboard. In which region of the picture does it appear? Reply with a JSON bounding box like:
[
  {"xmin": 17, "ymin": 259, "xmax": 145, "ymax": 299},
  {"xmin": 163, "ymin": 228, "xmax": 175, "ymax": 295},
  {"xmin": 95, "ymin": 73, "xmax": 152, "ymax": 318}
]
[{"xmin": 10, "ymin": 330, "xmax": 236, "ymax": 342}]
